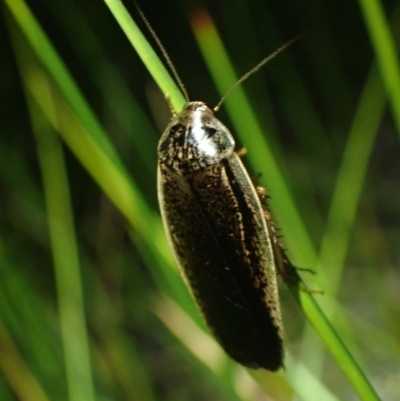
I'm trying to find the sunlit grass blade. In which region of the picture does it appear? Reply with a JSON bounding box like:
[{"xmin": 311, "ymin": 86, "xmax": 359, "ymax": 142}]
[
  {"xmin": 294, "ymin": 65, "xmax": 386, "ymax": 397},
  {"xmin": 9, "ymin": 24, "xmax": 189, "ymax": 313},
  {"xmin": 5, "ymin": 0, "xmax": 170, "ymax": 274},
  {"xmin": 30, "ymin": 95, "xmax": 95, "ymax": 401},
  {"xmin": 42, "ymin": 0, "xmax": 159, "ymax": 175},
  {"xmin": 289, "ymin": 283, "xmax": 380, "ymax": 401},
  {"xmin": 358, "ymin": 0, "xmax": 400, "ymax": 135},
  {"xmin": 103, "ymin": 0, "xmax": 186, "ymax": 112},
  {"xmin": 319, "ymin": 66, "xmax": 385, "ymax": 294},
  {"xmin": 20, "ymin": 69, "xmax": 157, "ymax": 400}
]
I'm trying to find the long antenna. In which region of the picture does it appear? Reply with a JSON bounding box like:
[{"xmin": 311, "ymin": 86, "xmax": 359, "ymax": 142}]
[
  {"xmin": 135, "ymin": 2, "xmax": 190, "ymax": 102},
  {"xmin": 213, "ymin": 35, "xmax": 301, "ymax": 112}
]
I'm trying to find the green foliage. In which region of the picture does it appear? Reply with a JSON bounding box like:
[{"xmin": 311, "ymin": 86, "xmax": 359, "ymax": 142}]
[{"xmin": 1, "ymin": 0, "xmax": 399, "ymax": 400}]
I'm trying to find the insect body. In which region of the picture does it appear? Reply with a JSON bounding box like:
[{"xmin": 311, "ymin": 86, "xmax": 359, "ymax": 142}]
[
  {"xmin": 158, "ymin": 101, "xmax": 283, "ymax": 370},
  {"xmin": 133, "ymin": 2, "xmax": 297, "ymax": 371}
]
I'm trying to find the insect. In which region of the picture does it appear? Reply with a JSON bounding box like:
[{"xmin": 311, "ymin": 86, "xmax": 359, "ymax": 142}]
[{"xmin": 136, "ymin": 4, "xmax": 298, "ymax": 371}]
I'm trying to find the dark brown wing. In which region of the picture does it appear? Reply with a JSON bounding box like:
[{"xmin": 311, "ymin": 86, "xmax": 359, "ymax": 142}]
[{"xmin": 158, "ymin": 153, "xmax": 283, "ymax": 370}]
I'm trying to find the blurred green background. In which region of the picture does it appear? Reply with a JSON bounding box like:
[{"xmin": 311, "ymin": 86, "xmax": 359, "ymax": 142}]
[{"xmin": 1, "ymin": 0, "xmax": 399, "ymax": 400}]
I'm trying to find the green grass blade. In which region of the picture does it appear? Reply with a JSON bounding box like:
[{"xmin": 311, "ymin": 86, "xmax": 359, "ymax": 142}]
[
  {"xmin": 289, "ymin": 280, "xmax": 380, "ymax": 401},
  {"xmin": 30, "ymin": 95, "xmax": 95, "ymax": 401},
  {"xmin": 293, "ymin": 64, "xmax": 386, "ymax": 399},
  {"xmin": 4, "ymin": 0, "xmax": 167, "ymax": 263},
  {"xmin": 358, "ymin": 0, "xmax": 400, "ymax": 134},
  {"xmin": 319, "ymin": 65, "xmax": 385, "ymax": 293},
  {"xmin": 8, "ymin": 25, "xmax": 161, "ymax": 401},
  {"xmin": 4, "ymin": 0, "xmax": 121, "ymax": 162},
  {"xmin": 42, "ymin": 0, "xmax": 159, "ymax": 176},
  {"xmin": 103, "ymin": 0, "xmax": 186, "ymax": 112}
]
